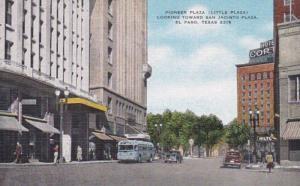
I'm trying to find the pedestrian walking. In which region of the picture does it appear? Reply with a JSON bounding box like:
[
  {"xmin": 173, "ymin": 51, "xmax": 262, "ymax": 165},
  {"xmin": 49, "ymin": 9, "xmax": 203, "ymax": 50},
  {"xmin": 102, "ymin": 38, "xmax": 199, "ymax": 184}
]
[
  {"xmin": 266, "ymin": 152, "xmax": 274, "ymax": 173},
  {"xmin": 77, "ymin": 145, "xmax": 82, "ymax": 161},
  {"xmin": 53, "ymin": 145, "xmax": 59, "ymax": 164},
  {"xmin": 14, "ymin": 142, "xmax": 22, "ymax": 163}
]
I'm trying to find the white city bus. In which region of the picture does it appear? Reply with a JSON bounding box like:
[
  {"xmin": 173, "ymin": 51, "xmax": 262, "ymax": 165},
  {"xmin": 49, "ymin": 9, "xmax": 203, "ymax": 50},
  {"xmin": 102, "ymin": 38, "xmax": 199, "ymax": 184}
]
[{"xmin": 117, "ymin": 140, "xmax": 155, "ymax": 163}]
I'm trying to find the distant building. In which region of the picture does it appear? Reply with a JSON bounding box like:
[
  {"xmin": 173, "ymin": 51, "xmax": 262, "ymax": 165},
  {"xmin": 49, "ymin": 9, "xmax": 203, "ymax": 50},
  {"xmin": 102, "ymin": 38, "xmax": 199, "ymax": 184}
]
[
  {"xmin": 89, "ymin": 0, "xmax": 151, "ymax": 136},
  {"xmin": 236, "ymin": 40, "xmax": 275, "ymax": 133},
  {"xmin": 274, "ymin": 0, "xmax": 300, "ymax": 162},
  {"xmin": 236, "ymin": 40, "xmax": 276, "ymax": 161}
]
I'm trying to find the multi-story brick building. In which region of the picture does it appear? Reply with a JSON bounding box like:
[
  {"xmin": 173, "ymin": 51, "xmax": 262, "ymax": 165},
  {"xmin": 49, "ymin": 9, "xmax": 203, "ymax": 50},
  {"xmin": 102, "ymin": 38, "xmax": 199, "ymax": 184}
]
[
  {"xmin": 237, "ymin": 63, "xmax": 275, "ymax": 131},
  {"xmin": 237, "ymin": 40, "xmax": 275, "ymax": 131},
  {"xmin": 274, "ymin": 0, "xmax": 300, "ymax": 162},
  {"xmin": 89, "ymin": 0, "xmax": 152, "ymax": 136},
  {"xmin": 236, "ymin": 40, "xmax": 276, "ymax": 161}
]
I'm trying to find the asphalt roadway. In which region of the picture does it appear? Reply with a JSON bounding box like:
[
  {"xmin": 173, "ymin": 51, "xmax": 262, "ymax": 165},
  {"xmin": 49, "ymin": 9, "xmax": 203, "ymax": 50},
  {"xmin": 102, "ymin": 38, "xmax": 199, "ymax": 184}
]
[{"xmin": 0, "ymin": 158, "xmax": 299, "ymax": 186}]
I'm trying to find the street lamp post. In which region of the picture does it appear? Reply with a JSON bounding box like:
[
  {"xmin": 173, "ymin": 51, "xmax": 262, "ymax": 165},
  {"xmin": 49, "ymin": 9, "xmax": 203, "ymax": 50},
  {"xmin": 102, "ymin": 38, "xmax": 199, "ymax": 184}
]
[
  {"xmin": 249, "ymin": 107, "xmax": 259, "ymax": 163},
  {"xmin": 55, "ymin": 87, "xmax": 70, "ymax": 163},
  {"xmin": 154, "ymin": 123, "xmax": 163, "ymax": 157}
]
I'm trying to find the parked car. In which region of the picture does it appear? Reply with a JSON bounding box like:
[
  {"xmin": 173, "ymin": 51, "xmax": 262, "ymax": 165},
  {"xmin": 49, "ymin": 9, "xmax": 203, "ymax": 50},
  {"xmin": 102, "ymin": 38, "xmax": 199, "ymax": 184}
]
[
  {"xmin": 223, "ymin": 150, "xmax": 242, "ymax": 169},
  {"xmin": 164, "ymin": 150, "xmax": 182, "ymax": 163}
]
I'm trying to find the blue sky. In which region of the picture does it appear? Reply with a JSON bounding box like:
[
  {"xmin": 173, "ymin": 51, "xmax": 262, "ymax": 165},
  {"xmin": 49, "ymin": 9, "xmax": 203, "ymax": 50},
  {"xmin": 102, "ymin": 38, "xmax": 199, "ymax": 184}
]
[{"xmin": 147, "ymin": 0, "xmax": 273, "ymax": 124}]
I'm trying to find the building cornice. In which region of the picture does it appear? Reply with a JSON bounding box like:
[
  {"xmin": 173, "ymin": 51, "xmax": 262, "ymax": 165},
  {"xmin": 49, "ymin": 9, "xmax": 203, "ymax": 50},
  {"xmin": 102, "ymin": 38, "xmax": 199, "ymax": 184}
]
[
  {"xmin": 236, "ymin": 61, "xmax": 274, "ymax": 68},
  {"xmin": 89, "ymin": 86, "xmax": 147, "ymax": 110}
]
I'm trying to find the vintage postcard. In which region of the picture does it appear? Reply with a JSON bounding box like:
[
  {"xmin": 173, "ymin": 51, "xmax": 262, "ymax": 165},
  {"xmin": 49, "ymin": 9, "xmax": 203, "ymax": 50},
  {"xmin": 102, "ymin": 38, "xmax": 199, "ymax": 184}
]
[{"xmin": 0, "ymin": 0, "xmax": 300, "ymax": 185}]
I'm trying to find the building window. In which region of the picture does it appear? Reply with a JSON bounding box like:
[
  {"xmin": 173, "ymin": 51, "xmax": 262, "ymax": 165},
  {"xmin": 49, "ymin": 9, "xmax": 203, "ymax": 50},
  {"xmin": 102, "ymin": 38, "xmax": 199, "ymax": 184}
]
[
  {"xmin": 289, "ymin": 75, "xmax": 300, "ymax": 102},
  {"xmin": 289, "ymin": 140, "xmax": 300, "ymax": 151},
  {"xmin": 5, "ymin": 41, "xmax": 13, "ymax": 60},
  {"xmin": 31, "ymin": 53, "xmax": 35, "ymax": 68},
  {"xmin": 107, "ymin": 97, "xmax": 112, "ymax": 114},
  {"xmin": 284, "ymin": 13, "xmax": 298, "ymax": 22},
  {"xmin": 6, "ymin": 0, "xmax": 13, "ymax": 25},
  {"xmin": 263, "ymin": 72, "xmax": 268, "ymax": 79},
  {"xmin": 108, "ymin": 47, "xmax": 112, "ymax": 64},
  {"xmin": 269, "ymin": 72, "xmax": 273, "ymax": 79},
  {"xmin": 108, "ymin": 0, "xmax": 113, "ymax": 14},
  {"xmin": 108, "ymin": 21, "xmax": 113, "ymax": 40},
  {"xmin": 251, "ymin": 74, "xmax": 256, "ymax": 81},
  {"xmin": 31, "ymin": 16, "xmax": 36, "ymax": 37},
  {"xmin": 22, "ymin": 48, "xmax": 27, "ymax": 65},
  {"xmin": 107, "ymin": 72, "xmax": 112, "ymax": 88},
  {"xmin": 23, "ymin": 10, "xmax": 27, "ymax": 33},
  {"xmin": 284, "ymin": 0, "xmax": 294, "ymax": 6},
  {"xmin": 257, "ymin": 73, "xmax": 261, "ymax": 80},
  {"xmin": 245, "ymin": 74, "xmax": 249, "ymax": 81}
]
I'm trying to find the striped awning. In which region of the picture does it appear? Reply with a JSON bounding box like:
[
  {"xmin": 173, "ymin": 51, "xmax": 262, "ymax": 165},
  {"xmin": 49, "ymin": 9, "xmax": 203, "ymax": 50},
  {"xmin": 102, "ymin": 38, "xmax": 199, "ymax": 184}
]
[
  {"xmin": 0, "ymin": 112, "xmax": 29, "ymax": 132},
  {"xmin": 282, "ymin": 121, "xmax": 300, "ymax": 140},
  {"xmin": 25, "ymin": 118, "xmax": 59, "ymax": 134},
  {"xmin": 92, "ymin": 132, "xmax": 113, "ymax": 141}
]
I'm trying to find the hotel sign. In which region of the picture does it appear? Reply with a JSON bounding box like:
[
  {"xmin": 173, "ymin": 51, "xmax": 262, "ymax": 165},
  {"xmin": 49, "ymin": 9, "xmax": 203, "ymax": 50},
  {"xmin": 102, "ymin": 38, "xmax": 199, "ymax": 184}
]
[{"xmin": 249, "ymin": 40, "xmax": 274, "ymax": 59}]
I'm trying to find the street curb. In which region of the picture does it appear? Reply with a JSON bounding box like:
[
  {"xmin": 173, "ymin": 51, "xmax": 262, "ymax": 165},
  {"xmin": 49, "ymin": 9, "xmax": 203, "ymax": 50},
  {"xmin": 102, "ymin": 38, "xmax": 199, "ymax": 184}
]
[
  {"xmin": 0, "ymin": 160, "xmax": 118, "ymax": 168},
  {"xmin": 245, "ymin": 164, "xmax": 300, "ymax": 171}
]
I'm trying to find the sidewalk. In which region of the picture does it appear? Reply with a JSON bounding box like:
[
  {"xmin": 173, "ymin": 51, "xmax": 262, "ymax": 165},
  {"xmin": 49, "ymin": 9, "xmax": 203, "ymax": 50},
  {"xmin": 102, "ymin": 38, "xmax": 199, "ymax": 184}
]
[
  {"xmin": 245, "ymin": 162, "xmax": 300, "ymax": 171},
  {"xmin": 0, "ymin": 160, "xmax": 118, "ymax": 167}
]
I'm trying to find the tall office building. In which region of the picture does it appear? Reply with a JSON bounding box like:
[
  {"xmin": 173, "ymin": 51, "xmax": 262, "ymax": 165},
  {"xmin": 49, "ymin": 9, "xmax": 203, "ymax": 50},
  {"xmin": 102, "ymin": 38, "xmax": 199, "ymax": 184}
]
[
  {"xmin": 0, "ymin": 0, "xmax": 107, "ymax": 163},
  {"xmin": 90, "ymin": 0, "xmax": 152, "ymax": 136}
]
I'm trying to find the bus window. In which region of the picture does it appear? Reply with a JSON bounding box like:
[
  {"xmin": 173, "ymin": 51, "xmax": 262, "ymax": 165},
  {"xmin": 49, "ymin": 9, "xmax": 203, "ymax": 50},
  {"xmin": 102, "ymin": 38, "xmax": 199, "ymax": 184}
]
[{"xmin": 119, "ymin": 145, "xmax": 133, "ymax": 151}]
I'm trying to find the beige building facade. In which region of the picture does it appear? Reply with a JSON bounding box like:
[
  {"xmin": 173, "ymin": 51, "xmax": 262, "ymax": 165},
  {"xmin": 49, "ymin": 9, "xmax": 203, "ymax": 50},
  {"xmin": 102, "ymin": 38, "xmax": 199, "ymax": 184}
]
[
  {"xmin": 90, "ymin": 0, "xmax": 152, "ymax": 135},
  {"xmin": 0, "ymin": 0, "xmax": 91, "ymax": 96},
  {"xmin": 278, "ymin": 21, "xmax": 300, "ymax": 161},
  {"xmin": 0, "ymin": 0, "xmax": 108, "ymax": 163}
]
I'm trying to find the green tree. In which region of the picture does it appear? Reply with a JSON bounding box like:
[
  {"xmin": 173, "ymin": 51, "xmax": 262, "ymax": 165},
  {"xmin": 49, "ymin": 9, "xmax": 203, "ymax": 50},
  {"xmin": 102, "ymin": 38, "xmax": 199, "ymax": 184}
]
[
  {"xmin": 225, "ymin": 118, "xmax": 250, "ymax": 150},
  {"xmin": 146, "ymin": 113, "xmax": 162, "ymax": 146},
  {"xmin": 194, "ymin": 114, "xmax": 224, "ymax": 157},
  {"xmin": 147, "ymin": 109, "xmax": 197, "ymax": 154}
]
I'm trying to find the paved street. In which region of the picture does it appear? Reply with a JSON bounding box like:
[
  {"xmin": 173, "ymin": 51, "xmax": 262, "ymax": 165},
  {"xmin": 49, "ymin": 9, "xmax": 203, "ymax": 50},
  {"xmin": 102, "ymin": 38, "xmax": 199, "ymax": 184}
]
[{"xmin": 0, "ymin": 158, "xmax": 299, "ymax": 186}]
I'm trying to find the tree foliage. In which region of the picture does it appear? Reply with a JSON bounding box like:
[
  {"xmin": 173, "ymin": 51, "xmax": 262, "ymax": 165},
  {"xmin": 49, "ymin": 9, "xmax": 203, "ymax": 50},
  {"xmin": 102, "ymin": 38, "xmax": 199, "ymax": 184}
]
[
  {"xmin": 193, "ymin": 114, "xmax": 224, "ymax": 157},
  {"xmin": 147, "ymin": 110, "xmax": 225, "ymax": 156},
  {"xmin": 225, "ymin": 118, "xmax": 250, "ymax": 149}
]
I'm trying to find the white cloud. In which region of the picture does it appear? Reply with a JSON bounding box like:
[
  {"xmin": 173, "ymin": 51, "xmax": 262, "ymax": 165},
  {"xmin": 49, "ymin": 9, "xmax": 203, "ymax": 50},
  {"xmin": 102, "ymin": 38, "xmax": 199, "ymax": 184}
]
[
  {"xmin": 148, "ymin": 44, "xmax": 239, "ymax": 124},
  {"xmin": 261, "ymin": 21, "xmax": 273, "ymax": 33},
  {"xmin": 148, "ymin": 80, "xmax": 237, "ymax": 125},
  {"xmin": 238, "ymin": 35, "xmax": 264, "ymax": 51}
]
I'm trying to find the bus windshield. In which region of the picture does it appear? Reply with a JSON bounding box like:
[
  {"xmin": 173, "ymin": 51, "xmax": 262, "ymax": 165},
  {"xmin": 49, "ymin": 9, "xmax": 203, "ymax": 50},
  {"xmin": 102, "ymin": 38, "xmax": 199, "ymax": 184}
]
[{"xmin": 119, "ymin": 145, "xmax": 134, "ymax": 151}]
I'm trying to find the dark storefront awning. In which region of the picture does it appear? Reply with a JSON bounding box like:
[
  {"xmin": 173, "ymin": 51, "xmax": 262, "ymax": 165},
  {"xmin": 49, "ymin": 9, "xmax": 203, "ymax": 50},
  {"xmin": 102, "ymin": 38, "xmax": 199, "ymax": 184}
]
[
  {"xmin": 0, "ymin": 113, "xmax": 29, "ymax": 132},
  {"xmin": 25, "ymin": 118, "xmax": 59, "ymax": 134},
  {"xmin": 92, "ymin": 132, "xmax": 114, "ymax": 141},
  {"xmin": 282, "ymin": 121, "xmax": 300, "ymax": 140}
]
